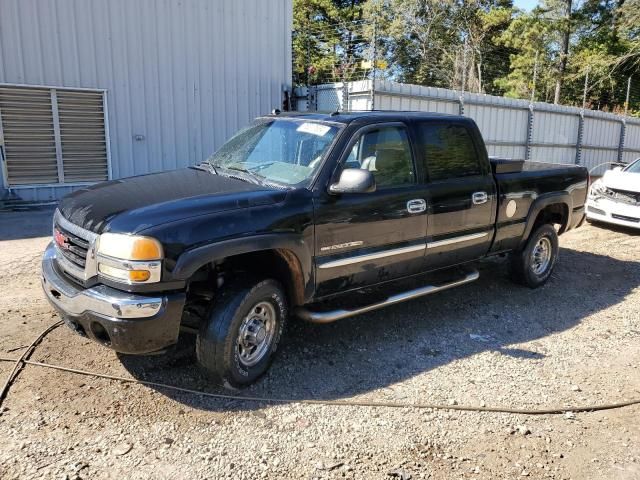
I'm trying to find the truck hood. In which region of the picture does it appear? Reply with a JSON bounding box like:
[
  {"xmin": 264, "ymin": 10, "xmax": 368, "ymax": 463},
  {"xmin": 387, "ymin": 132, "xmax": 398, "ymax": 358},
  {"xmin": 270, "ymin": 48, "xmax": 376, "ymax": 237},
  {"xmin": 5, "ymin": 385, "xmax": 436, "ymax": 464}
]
[
  {"xmin": 602, "ymin": 170, "xmax": 640, "ymax": 193},
  {"xmin": 58, "ymin": 168, "xmax": 286, "ymax": 233}
]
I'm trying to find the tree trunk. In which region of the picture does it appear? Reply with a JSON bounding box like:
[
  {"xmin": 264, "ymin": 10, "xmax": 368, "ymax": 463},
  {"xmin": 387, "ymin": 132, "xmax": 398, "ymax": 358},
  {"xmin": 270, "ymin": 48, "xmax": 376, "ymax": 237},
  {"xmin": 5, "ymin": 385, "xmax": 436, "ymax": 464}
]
[{"xmin": 554, "ymin": 0, "xmax": 572, "ymax": 104}]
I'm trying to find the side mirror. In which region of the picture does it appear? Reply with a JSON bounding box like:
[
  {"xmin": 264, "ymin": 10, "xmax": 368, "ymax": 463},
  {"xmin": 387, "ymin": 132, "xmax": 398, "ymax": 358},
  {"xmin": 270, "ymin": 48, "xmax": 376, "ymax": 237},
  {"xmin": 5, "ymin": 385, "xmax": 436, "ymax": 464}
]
[
  {"xmin": 613, "ymin": 166, "xmax": 623, "ymax": 172},
  {"xmin": 329, "ymin": 168, "xmax": 376, "ymax": 194}
]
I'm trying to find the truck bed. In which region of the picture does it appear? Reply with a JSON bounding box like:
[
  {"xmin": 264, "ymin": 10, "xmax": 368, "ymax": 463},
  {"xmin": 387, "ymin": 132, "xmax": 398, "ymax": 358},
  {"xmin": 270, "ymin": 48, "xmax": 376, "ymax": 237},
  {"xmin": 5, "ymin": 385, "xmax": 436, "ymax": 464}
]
[{"xmin": 489, "ymin": 158, "xmax": 589, "ymax": 254}]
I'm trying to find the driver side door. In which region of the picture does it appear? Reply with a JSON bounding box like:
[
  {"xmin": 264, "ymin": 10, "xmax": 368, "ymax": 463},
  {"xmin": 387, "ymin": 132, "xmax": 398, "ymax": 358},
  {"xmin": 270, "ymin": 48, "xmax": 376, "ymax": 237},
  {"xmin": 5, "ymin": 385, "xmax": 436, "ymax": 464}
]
[{"xmin": 312, "ymin": 122, "xmax": 429, "ymax": 298}]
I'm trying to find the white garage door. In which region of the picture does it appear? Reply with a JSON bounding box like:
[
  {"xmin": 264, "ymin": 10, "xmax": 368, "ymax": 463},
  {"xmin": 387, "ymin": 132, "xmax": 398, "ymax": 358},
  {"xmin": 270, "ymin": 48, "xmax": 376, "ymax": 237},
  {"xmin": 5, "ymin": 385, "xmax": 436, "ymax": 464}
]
[{"xmin": 0, "ymin": 85, "xmax": 110, "ymax": 186}]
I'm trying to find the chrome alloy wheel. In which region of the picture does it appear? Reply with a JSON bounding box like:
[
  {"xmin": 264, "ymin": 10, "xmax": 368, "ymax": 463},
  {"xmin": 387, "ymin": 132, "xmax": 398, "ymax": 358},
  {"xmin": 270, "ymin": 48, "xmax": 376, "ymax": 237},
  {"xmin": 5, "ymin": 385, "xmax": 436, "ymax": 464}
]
[
  {"xmin": 531, "ymin": 236, "xmax": 552, "ymax": 275},
  {"xmin": 236, "ymin": 301, "xmax": 276, "ymax": 367}
]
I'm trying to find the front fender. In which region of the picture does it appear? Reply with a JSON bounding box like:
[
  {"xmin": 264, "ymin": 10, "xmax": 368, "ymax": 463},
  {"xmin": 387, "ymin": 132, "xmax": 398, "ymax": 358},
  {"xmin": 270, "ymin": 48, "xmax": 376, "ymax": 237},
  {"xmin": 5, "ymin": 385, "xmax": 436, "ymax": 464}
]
[{"xmin": 170, "ymin": 234, "xmax": 314, "ymax": 300}]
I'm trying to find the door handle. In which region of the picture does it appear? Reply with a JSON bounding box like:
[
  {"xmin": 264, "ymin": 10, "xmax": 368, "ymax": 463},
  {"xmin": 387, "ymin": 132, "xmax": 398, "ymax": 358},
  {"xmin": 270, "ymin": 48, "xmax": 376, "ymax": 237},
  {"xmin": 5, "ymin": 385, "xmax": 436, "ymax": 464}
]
[
  {"xmin": 407, "ymin": 198, "xmax": 427, "ymax": 214},
  {"xmin": 472, "ymin": 192, "xmax": 488, "ymax": 205}
]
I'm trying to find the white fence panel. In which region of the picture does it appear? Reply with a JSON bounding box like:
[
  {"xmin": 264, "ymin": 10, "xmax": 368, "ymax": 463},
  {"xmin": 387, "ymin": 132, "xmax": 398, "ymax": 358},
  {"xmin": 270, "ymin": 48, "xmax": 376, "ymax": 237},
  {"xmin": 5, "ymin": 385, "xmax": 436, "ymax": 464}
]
[
  {"xmin": 622, "ymin": 123, "xmax": 640, "ymax": 164},
  {"xmin": 346, "ymin": 80, "xmax": 372, "ymax": 111},
  {"xmin": 582, "ymin": 117, "xmax": 623, "ymax": 173},
  {"xmin": 530, "ymin": 110, "xmax": 578, "ymax": 165},
  {"xmin": 375, "ymin": 93, "xmax": 459, "ymax": 115},
  {"xmin": 466, "ymin": 102, "xmax": 528, "ymax": 160}
]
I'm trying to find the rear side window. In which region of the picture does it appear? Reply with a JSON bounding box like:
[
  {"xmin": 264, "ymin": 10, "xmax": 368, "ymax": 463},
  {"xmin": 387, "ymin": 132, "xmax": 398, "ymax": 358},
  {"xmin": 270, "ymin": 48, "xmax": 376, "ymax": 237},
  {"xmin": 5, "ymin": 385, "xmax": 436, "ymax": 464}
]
[{"xmin": 416, "ymin": 123, "xmax": 481, "ymax": 181}]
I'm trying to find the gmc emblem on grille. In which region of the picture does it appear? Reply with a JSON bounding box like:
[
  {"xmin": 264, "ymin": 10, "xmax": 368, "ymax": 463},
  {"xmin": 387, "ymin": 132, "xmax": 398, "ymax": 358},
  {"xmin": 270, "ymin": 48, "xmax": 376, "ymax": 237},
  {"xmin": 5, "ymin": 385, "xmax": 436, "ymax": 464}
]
[{"xmin": 54, "ymin": 229, "xmax": 70, "ymax": 250}]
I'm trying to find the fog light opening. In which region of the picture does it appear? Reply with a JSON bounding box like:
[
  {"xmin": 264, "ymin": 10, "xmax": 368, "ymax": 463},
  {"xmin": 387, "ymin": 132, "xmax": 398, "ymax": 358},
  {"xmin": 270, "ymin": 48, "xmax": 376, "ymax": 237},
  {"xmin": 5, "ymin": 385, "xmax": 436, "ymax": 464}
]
[
  {"xmin": 90, "ymin": 322, "xmax": 111, "ymax": 346},
  {"xmin": 65, "ymin": 318, "xmax": 87, "ymax": 337}
]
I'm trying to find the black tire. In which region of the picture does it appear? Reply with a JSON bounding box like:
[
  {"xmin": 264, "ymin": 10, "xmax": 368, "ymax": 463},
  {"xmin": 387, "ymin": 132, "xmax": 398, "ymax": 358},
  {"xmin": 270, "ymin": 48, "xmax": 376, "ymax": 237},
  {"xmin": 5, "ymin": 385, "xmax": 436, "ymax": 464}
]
[
  {"xmin": 196, "ymin": 278, "xmax": 287, "ymax": 388},
  {"xmin": 510, "ymin": 223, "xmax": 559, "ymax": 288}
]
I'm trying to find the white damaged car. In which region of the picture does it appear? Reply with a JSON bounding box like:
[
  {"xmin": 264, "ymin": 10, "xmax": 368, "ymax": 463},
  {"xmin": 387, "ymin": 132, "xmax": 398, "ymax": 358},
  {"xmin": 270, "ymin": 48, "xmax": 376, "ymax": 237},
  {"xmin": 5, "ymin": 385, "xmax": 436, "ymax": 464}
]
[{"xmin": 587, "ymin": 158, "xmax": 640, "ymax": 229}]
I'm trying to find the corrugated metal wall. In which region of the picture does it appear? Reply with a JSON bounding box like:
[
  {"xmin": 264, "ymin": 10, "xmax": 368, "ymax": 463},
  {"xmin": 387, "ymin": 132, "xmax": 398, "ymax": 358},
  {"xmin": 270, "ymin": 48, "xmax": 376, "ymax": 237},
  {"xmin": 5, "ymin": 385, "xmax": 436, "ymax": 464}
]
[
  {"xmin": 0, "ymin": 0, "xmax": 293, "ymax": 201},
  {"xmin": 623, "ymin": 123, "xmax": 640, "ymax": 164},
  {"xmin": 295, "ymin": 80, "xmax": 640, "ymax": 174}
]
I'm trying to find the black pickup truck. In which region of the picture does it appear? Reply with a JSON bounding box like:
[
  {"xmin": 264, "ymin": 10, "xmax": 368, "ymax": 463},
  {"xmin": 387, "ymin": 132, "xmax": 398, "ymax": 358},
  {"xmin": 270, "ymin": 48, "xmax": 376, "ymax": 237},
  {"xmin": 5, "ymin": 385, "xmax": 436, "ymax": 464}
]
[{"xmin": 42, "ymin": 111, "xmax": 588, "ymax": 386}]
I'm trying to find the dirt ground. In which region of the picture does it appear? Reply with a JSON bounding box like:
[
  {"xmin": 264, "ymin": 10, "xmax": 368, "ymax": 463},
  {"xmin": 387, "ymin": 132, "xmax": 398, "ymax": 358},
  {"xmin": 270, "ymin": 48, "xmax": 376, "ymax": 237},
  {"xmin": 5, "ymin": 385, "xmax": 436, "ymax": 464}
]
[{"xmin": 0, "ymin": 208, "xmax": 639, "ymax": 480}]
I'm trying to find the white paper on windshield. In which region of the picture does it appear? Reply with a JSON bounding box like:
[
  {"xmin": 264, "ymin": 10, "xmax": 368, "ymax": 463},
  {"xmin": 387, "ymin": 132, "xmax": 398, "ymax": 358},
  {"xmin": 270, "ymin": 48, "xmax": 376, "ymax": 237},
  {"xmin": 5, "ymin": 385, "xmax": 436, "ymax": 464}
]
[{"xmin": 297, "ymin": 122, "xmax": 331, "ymax": 137}]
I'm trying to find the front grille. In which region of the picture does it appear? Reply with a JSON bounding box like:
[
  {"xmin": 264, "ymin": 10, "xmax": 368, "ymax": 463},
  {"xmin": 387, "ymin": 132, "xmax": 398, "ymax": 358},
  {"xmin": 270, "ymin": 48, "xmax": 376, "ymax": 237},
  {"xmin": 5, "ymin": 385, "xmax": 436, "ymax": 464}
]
[
  {"xmin": 55, "ymin": 223, "xmax": 89, "ymax": 268},
  {"xmin": 52, "ymin": 209, "xmax": 98, "ymax": 282},
  {"xmin": 612, "ymin": 213, "xmax": 640, "ymax": 223},
  {"xmin": 609, "ymin": 188, "xmax": 640, "ymax": 206}
]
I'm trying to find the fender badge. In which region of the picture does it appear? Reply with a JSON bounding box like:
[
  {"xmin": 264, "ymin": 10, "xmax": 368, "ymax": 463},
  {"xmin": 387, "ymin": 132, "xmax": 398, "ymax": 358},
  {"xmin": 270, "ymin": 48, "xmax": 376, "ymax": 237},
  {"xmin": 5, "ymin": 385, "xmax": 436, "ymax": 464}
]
[{"xmin": 320, "ymin": 241, "xmax": 363, "ymax": 252}]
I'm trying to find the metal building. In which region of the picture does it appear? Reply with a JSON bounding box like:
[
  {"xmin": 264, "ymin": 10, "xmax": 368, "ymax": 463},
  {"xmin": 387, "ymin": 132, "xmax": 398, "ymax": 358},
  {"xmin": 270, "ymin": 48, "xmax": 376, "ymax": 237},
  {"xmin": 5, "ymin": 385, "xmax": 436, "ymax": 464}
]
[{"xmin": 0, "ymin": 0, "xmax": 293, "ymax": 203}]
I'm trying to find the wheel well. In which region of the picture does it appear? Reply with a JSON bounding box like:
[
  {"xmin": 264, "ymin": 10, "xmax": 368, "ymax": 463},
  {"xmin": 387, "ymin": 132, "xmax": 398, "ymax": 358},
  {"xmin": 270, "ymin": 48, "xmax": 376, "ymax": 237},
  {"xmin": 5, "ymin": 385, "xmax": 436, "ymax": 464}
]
[
  {"xmin": 185, "ymin": 249, "xmax": 304, "ymax": 306},
  {"xmin": 532, "ymin": 203, "xmax": 569, "ymax": 234}
]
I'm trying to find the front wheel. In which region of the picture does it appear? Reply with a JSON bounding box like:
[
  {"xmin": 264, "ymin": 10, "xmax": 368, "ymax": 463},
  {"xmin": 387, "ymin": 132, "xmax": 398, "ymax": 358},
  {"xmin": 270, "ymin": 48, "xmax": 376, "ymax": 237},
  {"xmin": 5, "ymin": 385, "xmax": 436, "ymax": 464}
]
[
  {"xmin": 510, "ymin": 224, "xmax": 559, "ymax": 288},
  {"xmin": 196, "ymin": 278, "xmax": 287, "ymax": 388}
]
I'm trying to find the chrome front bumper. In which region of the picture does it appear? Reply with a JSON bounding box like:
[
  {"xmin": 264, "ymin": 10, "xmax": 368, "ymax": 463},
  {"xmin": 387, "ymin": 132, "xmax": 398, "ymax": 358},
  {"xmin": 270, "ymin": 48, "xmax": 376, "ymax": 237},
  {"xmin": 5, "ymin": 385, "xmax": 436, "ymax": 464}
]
[
  {"xmin": 42, "ymin": 242, "xmax": 163, "ymax": 318},
  {"xmin": 41, "ymin": 242, "xmax": 186, "ymax": 354}
]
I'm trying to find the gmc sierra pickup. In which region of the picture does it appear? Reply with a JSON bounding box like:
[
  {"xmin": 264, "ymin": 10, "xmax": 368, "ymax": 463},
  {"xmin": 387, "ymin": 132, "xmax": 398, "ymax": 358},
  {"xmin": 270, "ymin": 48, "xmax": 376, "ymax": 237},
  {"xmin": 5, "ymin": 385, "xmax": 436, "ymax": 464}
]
[{"xmin": 42, "ymin": 111, "xmax": 589, "ymax": 387}]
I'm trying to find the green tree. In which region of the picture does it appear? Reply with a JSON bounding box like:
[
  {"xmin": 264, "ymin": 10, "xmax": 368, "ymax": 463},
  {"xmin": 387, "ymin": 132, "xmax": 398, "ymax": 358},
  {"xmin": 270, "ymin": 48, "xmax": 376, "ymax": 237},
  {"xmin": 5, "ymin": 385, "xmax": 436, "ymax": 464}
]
[
  {"xmin": 293, "ymin": 0, "xmax": 367, "ymax": 85},
  {"xmin": 495, "ymin": 8, "xmax": 559, "ymax": 101},
  {"xmin": 364, "ymin": 0, "xmax": 515, "ymax": 94},
  {"xmin": 616, "ymin": 0, "xmax": 640, "ymax": 68},
  {"xmin": 566, "ymin": 0, "xmax": 627, "ymax": 110},
  {"xmin": 293, "ymin": 0, "xmax": 640, "ymax": 114}
]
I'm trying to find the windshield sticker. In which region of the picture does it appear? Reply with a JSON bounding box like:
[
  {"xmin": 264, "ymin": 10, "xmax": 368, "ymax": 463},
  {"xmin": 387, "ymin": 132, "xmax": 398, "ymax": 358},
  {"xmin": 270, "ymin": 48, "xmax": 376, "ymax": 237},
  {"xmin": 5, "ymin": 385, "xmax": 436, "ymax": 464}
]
[{"xmin": 297, "ymin": 122, "xmax": 331, "ymax": 137}]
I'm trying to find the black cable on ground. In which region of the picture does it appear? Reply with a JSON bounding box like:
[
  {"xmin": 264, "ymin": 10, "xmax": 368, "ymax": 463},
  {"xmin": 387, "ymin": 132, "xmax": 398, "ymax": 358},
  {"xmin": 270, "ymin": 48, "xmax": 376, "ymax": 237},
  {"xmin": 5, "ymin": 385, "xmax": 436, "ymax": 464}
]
[
  {"xmin": 0, "ymin": 354, "xmax": 639, "ymax": 415},
  {"xmin": 0, "ymin": 321, "xmax": 63, "ymax": 407}
]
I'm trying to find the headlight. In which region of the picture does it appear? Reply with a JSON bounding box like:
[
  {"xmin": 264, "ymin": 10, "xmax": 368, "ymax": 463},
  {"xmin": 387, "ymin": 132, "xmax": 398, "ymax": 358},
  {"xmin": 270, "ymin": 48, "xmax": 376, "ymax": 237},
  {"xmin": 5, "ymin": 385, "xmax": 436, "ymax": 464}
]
[
  {"xmin": 589, "ymin": 180, "xmax": 606, "ymax": 197},
  {"xmin": 97, "ymin": 233, "xmax": 163, "ymax": 260},
  {"xmin": 96, "ymin": 233, "xmax": 163, "ymax": 284}
]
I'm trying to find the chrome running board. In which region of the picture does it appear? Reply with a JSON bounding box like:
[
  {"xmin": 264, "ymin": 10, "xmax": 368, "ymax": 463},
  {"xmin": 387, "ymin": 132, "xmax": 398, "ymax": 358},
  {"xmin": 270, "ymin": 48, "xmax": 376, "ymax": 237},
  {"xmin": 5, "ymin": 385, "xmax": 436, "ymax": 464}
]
[{"xmin": 296, "ymin": 269, "xmax": 479, "ymax": 324}]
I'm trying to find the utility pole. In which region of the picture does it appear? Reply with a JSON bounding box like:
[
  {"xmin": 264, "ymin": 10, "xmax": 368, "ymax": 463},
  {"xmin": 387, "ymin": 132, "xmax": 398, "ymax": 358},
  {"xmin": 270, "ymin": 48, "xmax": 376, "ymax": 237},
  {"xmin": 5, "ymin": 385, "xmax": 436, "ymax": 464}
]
[
  {"xmin": 371, "ymin": 21, "xmax": 377, "ymax": 110},
  {"xmin": 582, "ymin": 68, "xmax": 589, "ymax": 110},
  {"xmin": 305, "ymin": 33, "xmax": 311, "ymax": 88},
  {"xmin": 531, "ymin": 51, "xmax": 539, "ymax": 103},
  {"xmin": 341, "ymin": 22, "xmax": 349, "ymax": 111},
  {"xmin": 305, "ymin": 33, "xmax": 311, "ymax": 111},
  {"xmin": 461, "ymin": 40, "xmax": 468, "ymax": 93},
  {"xmin": 624, "ymin": 76, "xmax": 631, "ymax": 116}
]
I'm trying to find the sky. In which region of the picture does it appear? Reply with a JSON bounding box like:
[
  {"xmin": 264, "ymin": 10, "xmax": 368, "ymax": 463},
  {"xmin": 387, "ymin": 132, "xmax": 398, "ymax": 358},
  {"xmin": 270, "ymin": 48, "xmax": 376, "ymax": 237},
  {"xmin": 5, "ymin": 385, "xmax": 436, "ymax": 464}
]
[{"xmin": 513, "ymin": 0, "xmax": 539, "ymax": 11}]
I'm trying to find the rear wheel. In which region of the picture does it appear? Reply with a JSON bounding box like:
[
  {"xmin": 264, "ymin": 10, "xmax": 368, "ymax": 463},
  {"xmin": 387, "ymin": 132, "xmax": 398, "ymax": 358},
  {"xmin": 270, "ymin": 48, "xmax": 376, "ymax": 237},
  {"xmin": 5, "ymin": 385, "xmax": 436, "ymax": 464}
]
[
  {"xmin": 510, "ymin": 224, "xmax": 559, "ymax": 288},
  {"xmin": 196, "ymin": 278, "xmax": 287, "ymax": 388}
]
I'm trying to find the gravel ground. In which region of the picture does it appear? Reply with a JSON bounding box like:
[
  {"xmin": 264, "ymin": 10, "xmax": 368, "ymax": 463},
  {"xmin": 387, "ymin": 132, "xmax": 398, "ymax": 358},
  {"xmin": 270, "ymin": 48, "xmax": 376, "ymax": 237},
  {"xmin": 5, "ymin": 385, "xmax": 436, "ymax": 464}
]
[{"xmin": 0, "ymin": 208, "xmax": 639, "ymax": 480}]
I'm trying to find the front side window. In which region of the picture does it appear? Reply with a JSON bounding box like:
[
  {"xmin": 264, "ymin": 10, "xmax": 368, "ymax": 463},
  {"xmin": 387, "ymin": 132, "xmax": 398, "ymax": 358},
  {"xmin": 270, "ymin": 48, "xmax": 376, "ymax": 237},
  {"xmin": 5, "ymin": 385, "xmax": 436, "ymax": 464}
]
[
  {"xmin": 416, "ymin": 123, "xmax": 481, "ymax": 181},
  {"xmin": 206, "ymin": 119, "xmax": 340, "ymax": 187},
  {"xmin": 346, "ymin": 126, "xmax": 415, "ymax": 188}
]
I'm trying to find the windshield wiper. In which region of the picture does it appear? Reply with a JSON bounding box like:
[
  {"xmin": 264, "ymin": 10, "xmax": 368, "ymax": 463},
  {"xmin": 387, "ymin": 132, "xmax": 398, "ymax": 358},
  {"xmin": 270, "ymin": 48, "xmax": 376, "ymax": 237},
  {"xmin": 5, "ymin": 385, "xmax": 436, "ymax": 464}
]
[
  {"xmin": 193, "ymin": 162, "xmax": 218, "ymax": 175},
  {"xmin": 247, "ymin": 161, "xmax": 276, "ymax": 172},
  {"xmin": 218, "ymin": 165, "xmax": 265, "ymax": 185}
]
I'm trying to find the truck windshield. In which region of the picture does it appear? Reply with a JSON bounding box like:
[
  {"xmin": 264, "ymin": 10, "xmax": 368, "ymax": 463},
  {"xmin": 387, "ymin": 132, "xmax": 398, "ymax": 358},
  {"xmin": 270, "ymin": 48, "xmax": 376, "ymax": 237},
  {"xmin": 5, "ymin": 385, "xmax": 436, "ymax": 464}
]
[{"xmin": 205, "ymin": 118, "xmax": 340, "ymax": 187}]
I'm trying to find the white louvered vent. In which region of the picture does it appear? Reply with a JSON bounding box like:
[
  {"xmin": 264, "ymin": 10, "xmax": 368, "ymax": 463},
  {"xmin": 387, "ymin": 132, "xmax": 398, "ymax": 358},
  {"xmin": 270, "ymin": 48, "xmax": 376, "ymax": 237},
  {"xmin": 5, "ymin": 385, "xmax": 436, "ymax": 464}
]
[
  {"xmin": 57, "ymin": 90, "xmax": 109, "ymax": 183},
  {"xmin": 0, "ymin": 85, "xmax": 109, "ymax": 186},
  {"xmin": 0, "ymin": 86, "xmax": 59, "ymax": 185}
]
